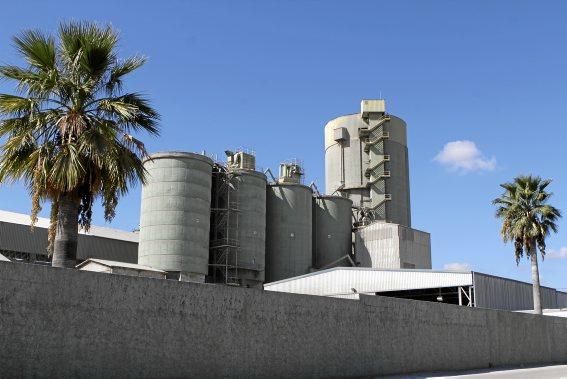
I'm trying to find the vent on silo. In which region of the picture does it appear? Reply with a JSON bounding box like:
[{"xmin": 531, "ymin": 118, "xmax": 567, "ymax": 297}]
[
  {"xmin": 278, "ymin": 162, "xmax": 303, "ymax": 184},
  {"xmin": 361, "ymin": 99, "xmax": 386, "ymax": 118},
  {"xmin": 226, "ymin": 151, "xmax": 256, "ymax": 171}
]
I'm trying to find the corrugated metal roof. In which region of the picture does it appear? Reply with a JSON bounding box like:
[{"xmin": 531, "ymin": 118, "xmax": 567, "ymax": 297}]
[
  {"xmin": 0, "ymin": 210, "xmax": 138, "ymax": 243},
  {"xmin": 76, "ymin": 258, "xmax": 165, "ymax": 273},
  {"xmin": 264, "ymin": 267, "xmax": 473, "ymax": 297}
]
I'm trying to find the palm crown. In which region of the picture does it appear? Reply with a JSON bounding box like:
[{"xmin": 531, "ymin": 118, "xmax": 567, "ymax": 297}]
[
  {"xmin": 0, "ymin": 22, "xmax": 160, "ymax": 254},
  {"xmin": 493, "ymin": 175, "xmax": 561, "ymax": 263}
]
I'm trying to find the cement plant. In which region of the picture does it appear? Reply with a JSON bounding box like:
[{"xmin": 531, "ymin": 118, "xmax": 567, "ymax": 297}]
[{"xmin": 1, "ymin": 100, "xmax": 567, "ymax": 377}]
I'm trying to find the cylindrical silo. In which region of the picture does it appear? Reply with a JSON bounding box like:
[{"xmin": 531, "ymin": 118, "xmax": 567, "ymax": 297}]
[
  {"xmin": 138, "ymin": 152, "xmax": 213, "ymax": 282},
  {"xmin": 324, "ymin": 100, "xmax": 411, "ymax": 227},
  {"xmin": 265, "ymin": 183, "xmax": 313, "ymax": 283},
  {"xmin": 313, "ymin": 196, "xmax": 353, "ymax": 269},
  {"xmin": 231, "ymin": 169, "xmax": 267, "ymax": 288}
]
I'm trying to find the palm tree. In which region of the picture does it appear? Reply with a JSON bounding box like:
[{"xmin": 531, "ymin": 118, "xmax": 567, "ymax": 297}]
[
  {"xmin": 0, "ymin": 22, "xmax": 160, "ymax": 268},
  {"xmin": 493, "ymin": 175, "xmax": 561, "ymax": 314}
]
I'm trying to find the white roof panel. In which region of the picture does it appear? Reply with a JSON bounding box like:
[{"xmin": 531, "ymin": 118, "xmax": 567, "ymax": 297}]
[
  {"xmin": 0, "ymin": 253, "xmax": 11, "ymax": 262},
  {"xmin": 0, "ymin": 210, "xmax": 138, "ymax": 243},
  {"xmin": 264, "ymin": 267, "xmax": 473, "ymax": 297},
  {"xmin": 76, "ymin": 258, "xmax": 165, "ymax": 273}
]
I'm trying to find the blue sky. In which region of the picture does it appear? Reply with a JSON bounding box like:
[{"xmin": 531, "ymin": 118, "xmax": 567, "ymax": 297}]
[{"xmin": 1, "ymin": 0, "xmax": 566, "ymax": 289}]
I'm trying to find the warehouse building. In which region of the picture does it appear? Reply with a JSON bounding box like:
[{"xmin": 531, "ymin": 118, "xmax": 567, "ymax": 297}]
[
  {"xmin": 0, "ymin": 210, "xmax": 138, "ymax": 265},
  {"xmin": 264, "ymin": 267, "xmax": 567, "ymax": 311}
]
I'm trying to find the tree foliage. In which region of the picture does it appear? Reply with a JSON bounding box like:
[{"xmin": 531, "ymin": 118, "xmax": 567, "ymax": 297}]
[
  {"xmin": 493, "ymin": 175, "xmax": 561, "ymax": 263},
  {"xmin": 0, "ymin": 22, "xmax": 160, "ymax": 253}
]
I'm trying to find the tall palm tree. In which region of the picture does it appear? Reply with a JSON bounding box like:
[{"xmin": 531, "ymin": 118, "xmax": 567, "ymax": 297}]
[
  {"xmin": 493, "ymin": 175, "xmax": 561, "ymax": 314},
  {"xmin": 0, "ymin": 22, "xmax": 160, "ymax": 268}
]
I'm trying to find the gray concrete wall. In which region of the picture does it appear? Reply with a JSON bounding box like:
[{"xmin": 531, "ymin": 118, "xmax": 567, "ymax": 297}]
[{"xmin": 1, "ymin": 261, "xmax": 566, "ymax": 378}]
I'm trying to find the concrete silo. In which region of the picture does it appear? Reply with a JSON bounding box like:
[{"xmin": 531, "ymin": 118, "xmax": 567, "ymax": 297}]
[
  {"xmin": 138, "ymin": 152, "xmax": 213, "ymax": 282},
  {"xmin": 312, "ymin": 195, "xmax": 353, "ymax": 269},
  {"xmin": 324, "ymin": 100, "xmax": 411, "ymax": 227},
  {"xmin": 232, "ymin": 169, "xmax": 267, "ymax": 287},
  {"xmin": 265, "ymin": 163, "xmax": 313, "ymax": 283}
]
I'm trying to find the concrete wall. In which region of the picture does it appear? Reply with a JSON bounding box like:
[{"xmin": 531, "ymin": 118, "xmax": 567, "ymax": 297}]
[{"xmin": 1, "ymin": 261, "xmax": 566, "ymax": 377}]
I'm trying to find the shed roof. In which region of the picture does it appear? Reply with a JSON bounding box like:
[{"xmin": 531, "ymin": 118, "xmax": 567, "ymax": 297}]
[
  {"xmin": 0, "ymin": 210, "xmax": 138, "ymax": 243},
  {"xmin": 76, "ymin": 258, "xmax": 165, "ymax": 273},
  {"xmin": 0, "ymin": 253, "xmax": 11, "ymax": 262},
  {"xmin": 264, "ymin": 267, "xmax": 473, "ymax": 298}
]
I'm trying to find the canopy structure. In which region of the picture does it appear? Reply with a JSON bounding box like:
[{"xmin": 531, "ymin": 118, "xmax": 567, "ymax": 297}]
[{"xmin": 264, "ymin": 267, "xmax": 567, "ymax": 311}]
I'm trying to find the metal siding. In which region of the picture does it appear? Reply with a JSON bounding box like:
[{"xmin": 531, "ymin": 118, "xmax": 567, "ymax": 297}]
[
  {"xmin": 0, "ymin": 210, "xmax": 138, "ymax": 242},
  {"xmin": 0, "ymin": 221, "xmax": 48, "ymax": 255},
  {"xmin": 542, "ymin": 286, "xmax": 558, "ymax": 309},
  {"xmin": 355, "ymin": 223, "xmax": 400, "ymax": 268},
  {"xmin": 557, "ymin": 291, "xmax": 567, "ymax": 308},
  {"xmin": 473, "ymin": 272, "xmax": 558, "ymax": 311},
  {"xmin": 77, "ymin": 235, "xmax": 138, "ymax": 263},
  {"xmin": 355, "ymin": 223, "xmax": 431, "ymax": 269},
  {"xmin": 264, "ymin": 268, "xmax": 472, "ymax": 297},
  {"xmin": 0, "ymin": 222, "xmax": 138, "ymax": 263},
  {"xmin": 398, "ymin": 226, "xmax": 432, "ymax": 269}
]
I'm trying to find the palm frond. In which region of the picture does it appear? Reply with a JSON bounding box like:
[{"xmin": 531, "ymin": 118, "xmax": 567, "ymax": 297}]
[
  {"xmin": 12, "ymin": 30, "xmax": 56, "ymax": 72},
  {"xmin": 106, "ymin": 56, "xmax": 147, "ymax": 94},
  {"xmin": 0, "ymin": 21, "xmax": 160, "ymax": 250},
  {"xmin": 493, "ymin": 175, "xmax": 562, "ymax": 263}
]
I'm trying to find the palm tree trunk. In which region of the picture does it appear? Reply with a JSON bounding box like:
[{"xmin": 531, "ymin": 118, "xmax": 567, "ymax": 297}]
[
  {"xmin": 530, "ymin": 242, "xmax": 543, "ymax": 315},
  {"xmin": 52, "ymin": 193, "xmax": 80, "ymax": 268}
]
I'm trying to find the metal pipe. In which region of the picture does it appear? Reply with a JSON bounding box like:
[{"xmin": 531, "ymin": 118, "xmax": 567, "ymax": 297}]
[{"xmin": 263, "ymin": 168, "xmax": 276, "ymax": 183}]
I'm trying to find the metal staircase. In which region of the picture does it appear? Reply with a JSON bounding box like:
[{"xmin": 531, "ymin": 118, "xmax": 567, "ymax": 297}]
[
  {"xmin": 210, "ymin": 166, "xmax": 241, "ymax": 286},
  {"xmin": 360, "ymin": 114, "xmax": 392, "ymax": 216}
]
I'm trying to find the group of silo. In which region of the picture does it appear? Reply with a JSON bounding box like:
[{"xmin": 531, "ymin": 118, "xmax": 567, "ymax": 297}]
[
  {"xmin": 265, "ymin": 163, "xmax": 353, "ymax": 282},
  {"xmin": 138, "ymin": 153, "xmax": 354, "ymax": 286},
  {"xmin": 138, "ymin": 151, "xmax": 267, "ymax": 286}
]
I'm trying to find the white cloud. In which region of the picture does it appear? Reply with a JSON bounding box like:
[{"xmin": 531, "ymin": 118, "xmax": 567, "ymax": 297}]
[
  {"xmin": 434, "ymin": 140, "xmax": 496, "ymax": 173},
  {"xmin": 548, "ymin": 247, "xmax": 567, "ymax": 259},
  {"xmin": 443, "ymin": 262, "xmax": 471, "ymax": 271}
]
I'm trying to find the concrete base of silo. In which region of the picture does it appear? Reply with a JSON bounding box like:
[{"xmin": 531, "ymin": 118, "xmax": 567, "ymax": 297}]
[{"xmin": 355, "ymin": 221, "xmax": 431, "ymax": 269}]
